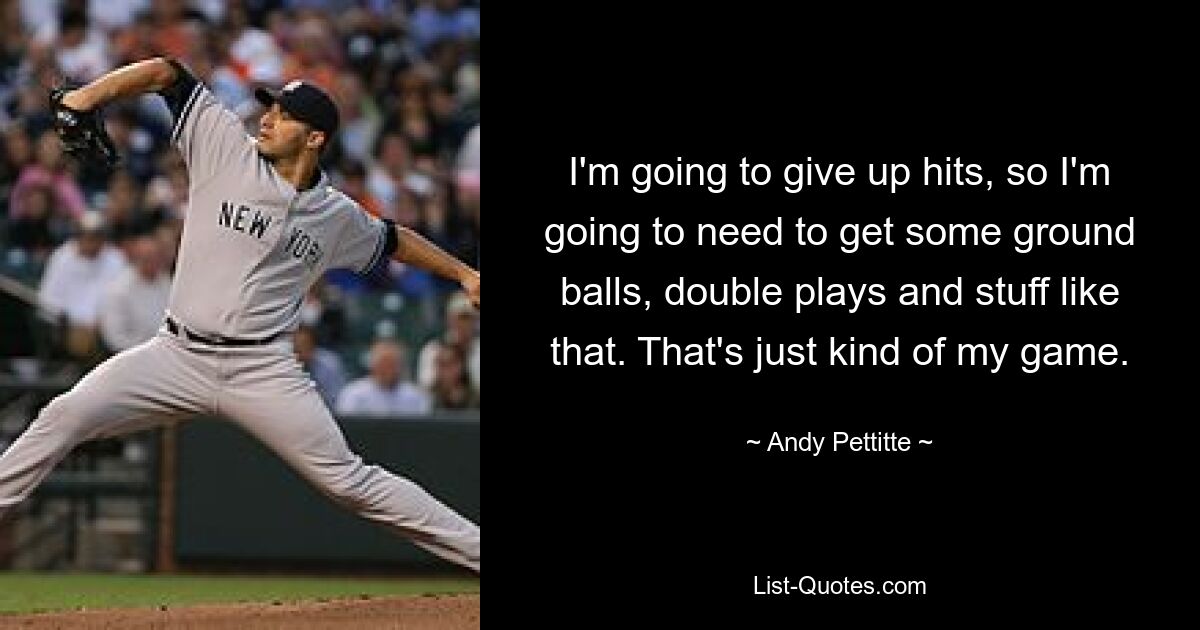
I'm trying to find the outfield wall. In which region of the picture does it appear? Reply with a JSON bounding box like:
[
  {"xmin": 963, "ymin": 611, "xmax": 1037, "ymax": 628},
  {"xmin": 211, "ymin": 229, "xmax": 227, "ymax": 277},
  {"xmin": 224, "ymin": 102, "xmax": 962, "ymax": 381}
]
[{"xmin": 173, "ymin": 414, "xmax": 480, "ymax": 569}]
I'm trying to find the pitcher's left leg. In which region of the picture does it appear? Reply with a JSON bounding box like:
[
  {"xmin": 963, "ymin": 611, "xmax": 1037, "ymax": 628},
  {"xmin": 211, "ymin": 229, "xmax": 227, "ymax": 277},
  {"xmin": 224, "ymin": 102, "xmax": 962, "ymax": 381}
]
[
  {"xmin": 220, "ymin": 352, "xmax": 479, "ymax": 571},
  {"xmin": 0, "ymin": 335, "xmax": 209, "ymax": 521}
]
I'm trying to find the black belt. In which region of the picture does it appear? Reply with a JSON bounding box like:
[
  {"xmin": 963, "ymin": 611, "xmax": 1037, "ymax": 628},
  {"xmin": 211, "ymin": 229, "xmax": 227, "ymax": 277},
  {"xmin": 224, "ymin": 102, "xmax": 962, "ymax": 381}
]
[{"xmin": 165, "ymin": 317, "xmax": 282, "ymax": 347}]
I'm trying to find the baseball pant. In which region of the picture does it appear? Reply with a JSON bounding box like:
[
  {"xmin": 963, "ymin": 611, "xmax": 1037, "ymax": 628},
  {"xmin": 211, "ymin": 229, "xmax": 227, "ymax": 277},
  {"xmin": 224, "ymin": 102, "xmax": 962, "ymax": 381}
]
[{"xmin": 0, "ymin": 329, "xmax": 480, "ymax": 572}]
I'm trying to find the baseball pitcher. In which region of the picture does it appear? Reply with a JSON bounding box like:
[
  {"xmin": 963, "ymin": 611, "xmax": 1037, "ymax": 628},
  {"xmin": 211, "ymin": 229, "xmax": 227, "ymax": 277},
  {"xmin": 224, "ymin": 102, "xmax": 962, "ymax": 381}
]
[{"xmin": 0, "ymin": 58, "xmax": 480, "ymax": 571}]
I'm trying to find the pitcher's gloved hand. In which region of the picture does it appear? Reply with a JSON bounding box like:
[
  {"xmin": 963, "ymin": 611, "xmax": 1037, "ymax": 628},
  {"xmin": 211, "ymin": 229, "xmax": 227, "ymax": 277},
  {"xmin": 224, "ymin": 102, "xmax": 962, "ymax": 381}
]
[{"xmin": 50, "ymin": 87, "xmax": 119, "ymax": 171}]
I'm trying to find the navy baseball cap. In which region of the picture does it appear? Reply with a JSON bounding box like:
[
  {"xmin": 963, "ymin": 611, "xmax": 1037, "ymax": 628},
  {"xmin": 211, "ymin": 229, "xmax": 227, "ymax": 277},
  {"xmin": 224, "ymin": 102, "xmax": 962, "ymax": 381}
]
[{"xmin": 254, "ymin": 81, "xmax": 339, "ymax": 138}]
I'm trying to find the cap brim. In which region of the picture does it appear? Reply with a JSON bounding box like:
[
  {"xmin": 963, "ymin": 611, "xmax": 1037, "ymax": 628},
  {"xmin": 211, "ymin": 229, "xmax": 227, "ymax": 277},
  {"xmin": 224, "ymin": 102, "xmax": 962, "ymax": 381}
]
[{"xmin": 254, "ymin": 87, "xmax": 278, "ymax": 108}]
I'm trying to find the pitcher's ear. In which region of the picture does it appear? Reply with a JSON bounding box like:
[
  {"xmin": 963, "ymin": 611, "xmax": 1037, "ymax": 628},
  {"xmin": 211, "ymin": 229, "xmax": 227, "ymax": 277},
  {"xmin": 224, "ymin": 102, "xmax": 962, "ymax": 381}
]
[{"xmin": 307, "ymin": 130, "xmax": 326, "ymax": 151}]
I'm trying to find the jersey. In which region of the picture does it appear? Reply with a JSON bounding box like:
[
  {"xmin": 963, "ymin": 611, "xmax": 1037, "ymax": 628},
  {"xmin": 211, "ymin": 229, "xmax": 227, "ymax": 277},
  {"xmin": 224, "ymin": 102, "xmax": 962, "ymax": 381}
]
[{"xmin": 156, "ymin": 61, "xmax": 395, "ymax": 339}]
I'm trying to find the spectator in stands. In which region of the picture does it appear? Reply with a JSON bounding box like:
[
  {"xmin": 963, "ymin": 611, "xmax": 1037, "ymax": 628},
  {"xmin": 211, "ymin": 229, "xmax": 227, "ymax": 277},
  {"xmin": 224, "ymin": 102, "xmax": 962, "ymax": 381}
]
[
  {"xmin": 417, "ymin": 189, "xmax": 472, "ymax": 295},
  {"xmin": 100, "ymin": 168, "xmax": 162, "ymax": 249},
  {"xmin": 223, "ymin": 0, "xmax": 283, "ymax": 87},
  {"xmin": 280, "ymin": 15, "xmax": 341, "ymax": 93},
  {"xmin": 454, "ymin": 44, "xmax": 480, "ymax": 109},
  {"xmin": 102, "ymin": 106, "xmax": 162, "ymax": 184},
  {"xmin": 293, "ymin": 325, "xmax": 347, "ymax": 408},
  {"xmin": 149, "ymin": 0, "xmax": 202, "ymax": 60},
  {"xmin": 9, "ymin": 130, "xmax": 88, "ymax": 222},
  {"xmin": 430, "ymin": 344, "xmax": 477, "ymax": 410},
  {"xmin": 338, "ymin": 159, "xmax": 385, "ymax": 219},
  {"xmin": 187, "ymin": 38, "xmax": 252, "ymax": 113},
  {"xmin": 144, "ymin": 154, "xmax": 189, "ymax": 220},
  {"xmin": 264, "ymin": 7, "xmax": 294, "ymax": 50},
  {"xmin": 6, "ymin": 186, "xmax": 68, "ymax": 258},
  {"xmin": 418, "ymin": 291, "xmax": 478, "ymax": 391},
  {"xmin": 367, "ymin": 130, "xmax": 431, "ymax": 221},
  {"xmin": 9, "ymin": 91, "xmax": 45, "ymax": 143},
  {"xmin": 411, "ymin": 153, "xmax": 442, "ymax": 195},
  {"xmin": 38, "ymin": 211, "xmax": 128, "ymax": 359},
  {"xmin": 87, "ymin": 0, "xmax": 151, "ymax": 34},
  {"xmin": 189, "ymin": 0, "xmax": 225, "ymax": 25},
  {"xmin": 339, "ymin": 6, "xmax": 408, "ymax": 94},
  {"xmin": 98, "ymin": 234, "xmax": 170, "ymax": 353},
  {"xmin": 453, "ymin": 126, "xmax": 477, "ymax": 266},
  {"xmin": 334, "ymin": 71, "xmax": 382, "ymax": 163},
  {"xmin": 1, "ymin": 123, "xmax": 32, "ymax": 175},
  {"xmin": 398, "ymin": 82, "xmax": 436, "ymax": 157},
  {"xmin": 394, "ymin": 186, "xmax": 424, "ymax": 230},
  {"xmin": 18, "ymin": 0, "xmax": 57, "ymax": 35},
  {"xmin": 409, "ymin": 0, "xmax": 480, "ymax": 53},
  {"xmin": 336, "ymin": 339, "xmax": 431, "ymax": 416},
  {"xmin": 420, "ymin": 187, "xmax": 454, "ymax": 250},
  {"xmin": 456, "ymin": 123, "xmax": 479, "ymax": 218},
  {"xmin": 1, "ymin": 125, "xmax": 33, "ymax": 211},
  {"xmin": 53, "ymin": 6, "xmax": 113, "ymax": 83},
  {"xmin": 100, "ymin": 169, "xmax": 137, "ymax": 244},
  {"xmin": 430, "ymin": 78, "xmax": 471, "ymax": 155},
  {"xmin": 110, "ymin": 11, "xmax": 158, "ymax": 66}
]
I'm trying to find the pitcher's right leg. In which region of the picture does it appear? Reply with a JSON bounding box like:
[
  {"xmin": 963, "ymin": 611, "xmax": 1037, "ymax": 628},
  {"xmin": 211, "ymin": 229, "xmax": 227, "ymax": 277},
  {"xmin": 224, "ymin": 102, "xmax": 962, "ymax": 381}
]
[
  {"xmin": 219, "ymin": 350, "xmax": 479, "ymax": 572},
  {"xmin": 0, "ymin": 334, "xmax": 211, "ymax": 520},
  {"xmin": 226, "ymin": 389, "xmax": 481, "ymax": 572}
]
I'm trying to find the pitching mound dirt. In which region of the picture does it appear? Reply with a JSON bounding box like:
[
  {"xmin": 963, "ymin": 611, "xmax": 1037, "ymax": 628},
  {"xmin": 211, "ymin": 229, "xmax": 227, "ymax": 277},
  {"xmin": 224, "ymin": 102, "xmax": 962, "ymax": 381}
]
[{"xmin": 0, "ymin": 593, "xmax": 479, "ymax": 629}]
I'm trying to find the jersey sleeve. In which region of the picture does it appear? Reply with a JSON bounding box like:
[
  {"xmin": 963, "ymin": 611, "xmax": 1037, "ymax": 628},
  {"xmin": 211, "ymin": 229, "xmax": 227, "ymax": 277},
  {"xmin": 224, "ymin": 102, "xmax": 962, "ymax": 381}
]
[
  {"xmin": 329, "ymin": 203, "xmax": 396, "ymax": 274},
  {"xmin": 156, "ymin": 58, "xmax": 253, "ymax": 186}
]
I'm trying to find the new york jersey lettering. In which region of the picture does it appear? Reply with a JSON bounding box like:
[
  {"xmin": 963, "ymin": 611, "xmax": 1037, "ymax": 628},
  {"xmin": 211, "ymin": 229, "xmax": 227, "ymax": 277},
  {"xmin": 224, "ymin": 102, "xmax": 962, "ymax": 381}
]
[
  {"xmin": 284, "ymin": 227, "xmax": 324, "ymax": 268},
  {"xmin": 218, "ymin": 201, "xmax": 273, "ymax": 239}
]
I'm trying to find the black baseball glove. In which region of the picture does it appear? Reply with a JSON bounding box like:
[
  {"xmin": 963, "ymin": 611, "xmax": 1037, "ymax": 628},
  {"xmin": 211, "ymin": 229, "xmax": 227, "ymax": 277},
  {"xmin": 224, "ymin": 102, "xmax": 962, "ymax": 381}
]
[{"xmin": 49, "ymin": 87, "xmax": 119, "ymax": 170}]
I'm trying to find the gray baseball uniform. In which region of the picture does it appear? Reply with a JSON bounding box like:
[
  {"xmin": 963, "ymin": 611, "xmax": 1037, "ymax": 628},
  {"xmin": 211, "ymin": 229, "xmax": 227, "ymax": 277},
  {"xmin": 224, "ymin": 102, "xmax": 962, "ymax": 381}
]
[{"xmin": 0, "ymin": 64, "xmax": 479, "ymax": 572}]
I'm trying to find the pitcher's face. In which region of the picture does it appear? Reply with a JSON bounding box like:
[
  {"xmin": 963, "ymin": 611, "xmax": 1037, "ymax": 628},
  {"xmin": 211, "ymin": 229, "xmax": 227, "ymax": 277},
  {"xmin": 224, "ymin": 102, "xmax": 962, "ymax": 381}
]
[{"xmin": 257, "ymin": 104, "xmax": 322, "ymax": 159}]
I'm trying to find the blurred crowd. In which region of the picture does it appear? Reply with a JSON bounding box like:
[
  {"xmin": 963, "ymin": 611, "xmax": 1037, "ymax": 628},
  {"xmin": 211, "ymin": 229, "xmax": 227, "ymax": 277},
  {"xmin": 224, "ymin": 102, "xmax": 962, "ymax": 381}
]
[{"xmin": 0, "ymin": 0, "xmax": 480, "ymax": 413}]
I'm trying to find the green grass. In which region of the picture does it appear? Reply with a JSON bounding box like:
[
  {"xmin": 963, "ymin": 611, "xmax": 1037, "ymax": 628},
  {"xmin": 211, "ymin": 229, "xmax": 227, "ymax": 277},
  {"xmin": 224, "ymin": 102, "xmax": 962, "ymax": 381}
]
[{"xmin": 0, "ymin": 572, "xmax": 479, "ymax": 615}]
